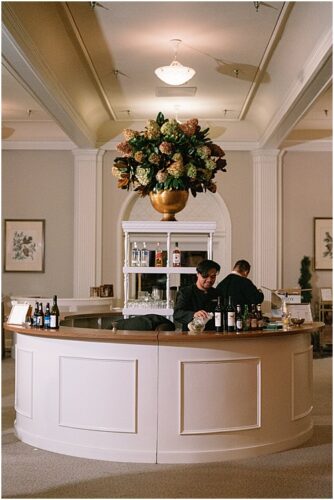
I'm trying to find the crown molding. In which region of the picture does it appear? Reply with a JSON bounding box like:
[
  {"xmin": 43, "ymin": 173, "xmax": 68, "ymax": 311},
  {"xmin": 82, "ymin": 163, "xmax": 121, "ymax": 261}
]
[
  {"xmin": 259, "ymin": 28, "xmax": 333, "ymax": 149},
  {"xmin": 2, "ymin": 140, "xmax": 76, "ymax": 150}
]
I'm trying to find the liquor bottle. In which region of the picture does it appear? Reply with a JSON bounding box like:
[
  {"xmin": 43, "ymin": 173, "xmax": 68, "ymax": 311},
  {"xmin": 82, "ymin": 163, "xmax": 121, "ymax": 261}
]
[
  {"xmin": 282, "ymin": 294, "xmax": 289, "ymax": 327},
  {"xmin": 140, "ymin": 242, "xmax": 149, "ymax": 267},
  {"xmin": 33, "ymin": 301, "xmax": 39, "ymax": 327},
  {"xmin": 226, "ymin": 296, "xmax": 235, "ymax": 332},
  {"xmin": 172, "ymin": 242, "xmax": 181, "ymax": 267},
  {"xmin": 250, "ymin": 304, "xmax": 258, "ymax": 331},
  {"xmin": 214, "ymin": 296, "xmax": 223, "ymax": 332},
  {"xmin": 50, "ymin": 295, "xmax": 60, "ymax": 330},
  {"xmin": 236, "ymin": 304, "xmax": 243, "ymax": 332},
  {"xmin": 131, "ymin": 242, "xmax": 140, "ymax": 267},
  {"xmin": 44, "ymin": 303, "xmax": 51, "ymax": 329},
  {"xmin": 155, "ymin": 242, "xmax": 163, "ymax": 267},
  {"xmin": 256, "ymin": 304, "xmax": 264, "ymax": 330},
  {"xmin": 242, "ymin": 304, "xmax": 250, "ymax": 331},
  {"xmin": 37, "ymin": 303, "xmax": 44, "ymax": 329}
]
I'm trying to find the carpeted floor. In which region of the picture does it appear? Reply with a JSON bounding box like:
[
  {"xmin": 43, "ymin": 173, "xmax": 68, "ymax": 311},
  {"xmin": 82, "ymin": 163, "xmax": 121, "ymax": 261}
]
[{"xmin": 1, "ymin": 356, "xmax": 332, "ymax": 499}]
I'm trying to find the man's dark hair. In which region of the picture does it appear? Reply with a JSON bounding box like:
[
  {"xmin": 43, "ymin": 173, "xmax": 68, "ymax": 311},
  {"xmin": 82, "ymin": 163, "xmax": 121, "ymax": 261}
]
[
  {"xmin": 233, "ymin": 259, "xmax": 251, "ymax": 273},
  {"xmin": 196, "ymin": 259, "xmax": 221, "ymax": 277}
]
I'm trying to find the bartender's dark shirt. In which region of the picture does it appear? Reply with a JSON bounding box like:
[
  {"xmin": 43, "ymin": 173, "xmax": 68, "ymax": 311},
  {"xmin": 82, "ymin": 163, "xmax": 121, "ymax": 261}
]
[
  {"xmin": 215, "ymin": 273, "xmax": 264, "ymax": 309},
  {"xmin": 173, "ymin": 284, "xmax": 219, "ymax": 331}
]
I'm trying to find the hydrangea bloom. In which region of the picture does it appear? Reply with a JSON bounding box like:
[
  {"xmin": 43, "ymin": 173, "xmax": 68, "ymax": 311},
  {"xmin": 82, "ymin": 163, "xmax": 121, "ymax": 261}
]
[{"xmin": 112, "ymin": 112, "xmax": 227, "ymax": 197}]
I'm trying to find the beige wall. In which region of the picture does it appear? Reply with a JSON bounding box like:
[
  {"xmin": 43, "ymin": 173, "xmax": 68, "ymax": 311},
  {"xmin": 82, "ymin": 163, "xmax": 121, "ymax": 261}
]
[
  {"xmin": 282, "ymin": 150, "xmax": 332, "ymax": 307},
  {"xmin": 2, "ymin": 150, "xmax": 74, "ymax": 299},
  {"xmin": 2, "ymin": 148, "xmax": 332, "ymax": 311}
]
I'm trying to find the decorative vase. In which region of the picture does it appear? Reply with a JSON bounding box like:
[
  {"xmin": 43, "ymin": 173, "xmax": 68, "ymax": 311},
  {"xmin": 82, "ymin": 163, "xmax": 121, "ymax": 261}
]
[{"xmin": 149, "ymin": 190, "xmax": 189, "ymax": 221}]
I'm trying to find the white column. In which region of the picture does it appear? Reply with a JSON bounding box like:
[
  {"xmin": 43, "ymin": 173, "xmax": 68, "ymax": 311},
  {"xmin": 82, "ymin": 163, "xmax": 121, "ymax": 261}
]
[
  {"xmin": 252, "ymin": 150, "xmax": 280, "ymax": 304},
  {"xmin": 72, "ymin": 149, "xmax": 105, "ymax": 297}
]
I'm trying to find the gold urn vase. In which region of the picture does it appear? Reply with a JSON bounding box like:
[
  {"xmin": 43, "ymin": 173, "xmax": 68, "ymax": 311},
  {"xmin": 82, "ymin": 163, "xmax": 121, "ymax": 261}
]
[{"xmin": 149, "ymin": 190, "xmax": 189, "ymax": 221}]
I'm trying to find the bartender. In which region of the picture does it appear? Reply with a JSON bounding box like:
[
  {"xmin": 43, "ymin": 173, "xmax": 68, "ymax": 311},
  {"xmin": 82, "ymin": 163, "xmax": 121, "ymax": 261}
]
[{"xmin": 173, "ymin": 259, "xmax": 221, "ymax": 331}]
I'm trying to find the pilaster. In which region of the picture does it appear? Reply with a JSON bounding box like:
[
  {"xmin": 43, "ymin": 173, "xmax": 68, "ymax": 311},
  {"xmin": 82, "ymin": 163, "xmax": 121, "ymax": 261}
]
[
  {"xmin": 252, "ymin": 150, "xmax": 280, "ymax": 303},
  {"xmin": 72, "ymin": 149, "xmax": 105, "ymax": 297}
]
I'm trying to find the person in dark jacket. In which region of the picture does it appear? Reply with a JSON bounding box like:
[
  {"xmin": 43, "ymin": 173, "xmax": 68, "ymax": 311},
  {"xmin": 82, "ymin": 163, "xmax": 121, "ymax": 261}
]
[
  {"xmin": 215, "ymin": 259, "xmax": 264, "ymax": 310},
  {"xmin": 173, "ymin": 259, "xmax": 221, "ymax": 331}
]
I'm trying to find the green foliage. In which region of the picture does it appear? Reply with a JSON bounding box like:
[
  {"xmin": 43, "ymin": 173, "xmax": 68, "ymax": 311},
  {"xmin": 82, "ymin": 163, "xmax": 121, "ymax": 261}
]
[{"xmin": 298, "ymin": 256, "xmax": 312, "ymax": 303}]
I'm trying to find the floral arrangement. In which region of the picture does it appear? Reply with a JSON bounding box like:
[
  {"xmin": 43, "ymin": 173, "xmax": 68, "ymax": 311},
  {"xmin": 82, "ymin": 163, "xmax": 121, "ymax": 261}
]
[{"xmin": 112, "ymin": 112, "xmax": 227, "ymax": 197}]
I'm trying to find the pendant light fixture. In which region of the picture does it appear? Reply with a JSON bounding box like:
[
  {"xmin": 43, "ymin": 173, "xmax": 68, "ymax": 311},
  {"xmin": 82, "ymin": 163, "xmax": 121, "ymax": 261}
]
[{"xmin": 155, "ymin": 39, "xmax": 196, "ymax": 86}]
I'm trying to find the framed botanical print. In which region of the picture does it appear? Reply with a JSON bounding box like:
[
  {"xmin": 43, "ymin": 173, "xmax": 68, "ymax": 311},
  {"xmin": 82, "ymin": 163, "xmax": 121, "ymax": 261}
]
[
  {"xmin": 4, "ymin": 219, "xmax": 45, "ymax": 272},
  {"xmin": 314, "ymin": 217, "xmax": 332, "ymax": 271}
]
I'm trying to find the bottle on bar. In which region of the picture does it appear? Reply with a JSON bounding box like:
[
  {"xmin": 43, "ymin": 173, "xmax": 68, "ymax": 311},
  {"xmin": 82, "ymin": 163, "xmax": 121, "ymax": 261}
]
[
  {"xmin": 33, "ymin": 301, "xmax": 39, "ymax": 327},
  {"xmin": 226, "ymin": 296, "xmax": 235, "ymax": 332},
  {"xmin": 236, "ymin": 304, "xmax": 243, "ymax": 332},
  {"xmin": 250, "ymin": 304, "xmax": 258, "ymax": 331},
  {"xmin": 155, "ymin": 242, "xmax": 163, "ymax": 267},
  {"xmin": 140, "ymin": 242, "xmax": 149, "ymax": 267},
  {"xmin": 256, "ymin": 304, "xmax": 264, "ymax": 330},
  {"xmin": 131, "ymin": 241, "xmax": 140, "ymax": 267},
  {"xmin": 50, "ymin": 295, "xmax": 60, "ymax": 330},
  {"xmin": 172, "ymin": 242, "xmax": 181, "ymax": 267},
  {"xmin": 38, "ymin": 303, "xmax": 44, "ymax": 329},
  {"xmin": 214, "ymin": 296, "xmax": 223, "ymax": 332},
  {"xmin": 242, "ymin": 304, "xmax": 250, "ymax": 331},
  {"xmin": 44, "ymin": 302, "xmax": 51, "ymax": 330}
]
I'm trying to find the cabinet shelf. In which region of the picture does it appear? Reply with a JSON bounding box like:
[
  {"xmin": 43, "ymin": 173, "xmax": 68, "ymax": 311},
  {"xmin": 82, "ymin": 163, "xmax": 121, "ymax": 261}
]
[
  {"xmin": 123, "ymin": 266, "xmax": 197, "ymax": 274},
  {"xmin": 122, "ymin": 221, "xmax": 216, "ymax": 319}
]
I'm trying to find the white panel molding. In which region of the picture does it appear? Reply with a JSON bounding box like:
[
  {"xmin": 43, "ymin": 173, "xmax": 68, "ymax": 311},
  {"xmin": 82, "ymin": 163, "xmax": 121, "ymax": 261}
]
[
  {"xmin": 15, "ymin": 347, "xmax": 33, "ymax": 419},
  {"xmin": 58, "ymin": 355, "xmax": 138, "ymax": 433},
  {"xmin": 73, "ymin": 149, "xmax": 105, "ymax": 297},
  {"xmin": 252, "ymin": 150, "xmax": 279, "ymax": 303},
  {"xmin": 179, "ymin": 357, "xmax": 261, "ymax": 435},
  {"xmin": 291, "ymin": 346, "xmax": 313, "ymax": 421}
]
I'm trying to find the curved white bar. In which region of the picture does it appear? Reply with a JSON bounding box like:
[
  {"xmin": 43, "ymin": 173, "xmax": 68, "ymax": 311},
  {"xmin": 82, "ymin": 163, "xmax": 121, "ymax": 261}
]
[{"xmin": 11, "ymin": 327, "xmax": 316, "ymax": 463}]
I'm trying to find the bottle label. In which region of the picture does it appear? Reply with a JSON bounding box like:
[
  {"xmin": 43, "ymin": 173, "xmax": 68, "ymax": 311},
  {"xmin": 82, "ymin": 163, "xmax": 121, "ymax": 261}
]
[
  {"xmin": 227, "ymin": 312, "xmax": 235, "ymax": 326},
  {"xmin": 214, "ymin": 312, "xmax": 221, "ymax": 327},
  {"xmin": 155, "ymin": 252, "xmax": 163, "ymax": 266},
  {"xmin": 236, "ymin": 319, "xmax": 243, "ymax": 330},
  {"xmin": 50, "ymin": 315, "xmax": 57, "ymax": 328},
  {"xmin": 172, "ymin": 252, "xmax": 181, "ymax": 266},
  {"xmin": 44, "ymin": 317, "xmax": 50, "ymax": 329},
  {"xmin": 251, "ymin": 318, "xmax": 258, "ymax": 329}
]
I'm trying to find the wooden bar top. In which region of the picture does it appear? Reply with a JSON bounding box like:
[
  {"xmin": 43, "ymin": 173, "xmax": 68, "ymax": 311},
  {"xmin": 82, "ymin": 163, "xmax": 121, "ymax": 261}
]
[{"xmin": 4, "ymin": 322, "xmax": 325, "ymax": 343}]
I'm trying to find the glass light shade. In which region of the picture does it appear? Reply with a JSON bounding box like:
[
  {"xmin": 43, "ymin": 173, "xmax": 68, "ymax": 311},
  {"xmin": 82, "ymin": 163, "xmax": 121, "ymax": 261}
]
[{"xmin": 155, "ymin": 60, "xmax": 196, "ymax": 86}]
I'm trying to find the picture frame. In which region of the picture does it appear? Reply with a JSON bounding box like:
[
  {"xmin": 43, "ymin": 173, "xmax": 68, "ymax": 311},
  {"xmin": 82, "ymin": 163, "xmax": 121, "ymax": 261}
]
[
  {"xmin": 314, "ymin": 217, "xmax": 332, "ymax": 271},
  {"xmin": 4, "ymin": 219, "xmax": 45, "ymax": 272}
]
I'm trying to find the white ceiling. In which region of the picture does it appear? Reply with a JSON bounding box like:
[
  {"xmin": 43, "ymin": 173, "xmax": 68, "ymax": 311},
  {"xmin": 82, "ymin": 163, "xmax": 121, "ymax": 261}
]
[{"xmin": 2, "ymin": 1, "xmax": 332, "ymax": 150}]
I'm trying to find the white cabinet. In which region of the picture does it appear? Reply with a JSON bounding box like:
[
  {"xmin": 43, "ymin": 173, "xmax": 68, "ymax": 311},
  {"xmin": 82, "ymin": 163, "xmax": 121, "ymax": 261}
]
[{"xmin": 122, "ymin": 221, "xmax": 216, "ymax": 319}]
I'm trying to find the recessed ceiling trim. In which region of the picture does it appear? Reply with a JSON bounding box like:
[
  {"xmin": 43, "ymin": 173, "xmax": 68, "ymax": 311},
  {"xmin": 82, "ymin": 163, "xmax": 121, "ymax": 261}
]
[
  {"xmin": 239, "ymin": 2, "xmax": 293, "ymax": 120},
  {"xmin": 62, "ymin": 3, "xmax": 117, "ymax": 121}
]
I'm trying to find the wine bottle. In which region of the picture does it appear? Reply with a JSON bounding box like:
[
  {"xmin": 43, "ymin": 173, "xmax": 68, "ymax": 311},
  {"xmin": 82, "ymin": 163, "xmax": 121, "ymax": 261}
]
[
  {"xmin": 33, "ymin": 301, "xmax": 39, "ymax": 327},
  {"xmin": 155, "ymin": 242, "xmax": 163, "ymax": 267},
  {"xmin": 226, "ymin": 296, "xmax": 235, "ymax": 332},
  {"xmin": 256, "ymin": 304, "xmax": 264, "ymax": 330},
  {"xmin": 172, "ymin": 242, "xmax": 181, "ymax": 267},
  {"xmin": 242, "ymin": 304, "xmax": 250, "ymax": 331},
  {"xmin": 44, "ymin": 302, "xmax": 51, "ymax": 330},
  {"xmin": 214, "ymin": 296, "xmax": 223, "ymax": 332},
  {"xmin": 131, "ymin": 242, "xmax": 140, "ymax": 267},
  {"xmin": 140, "ymin": 242, "xmax": 149, "ymax": 267},
  {"xmin": 250, "ymin": 304, "xmax": 258, "ymax": 331},
  {"xmin": 50, "ymin": 295, "xmax": 60, "ymax": 330},
  {"xmin": 38, "ymin": 303, "xmax": 44, "ymax": 329},
  {"xmin": 236, "ymin": 304, "xmax": 243, "ymax": 332}
]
